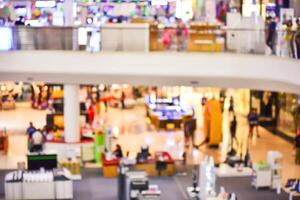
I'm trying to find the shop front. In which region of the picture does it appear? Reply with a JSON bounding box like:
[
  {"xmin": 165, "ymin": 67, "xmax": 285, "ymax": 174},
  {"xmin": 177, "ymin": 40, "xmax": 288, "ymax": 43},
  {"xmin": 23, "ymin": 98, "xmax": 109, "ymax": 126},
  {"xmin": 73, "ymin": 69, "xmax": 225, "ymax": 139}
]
[
  {"xmin": 277, "ymin": 93, "xmax": 300, "ymax": 140},
  {"xmin": 250, "ymin": 90, "xmax": 300, "ymax": 141}
]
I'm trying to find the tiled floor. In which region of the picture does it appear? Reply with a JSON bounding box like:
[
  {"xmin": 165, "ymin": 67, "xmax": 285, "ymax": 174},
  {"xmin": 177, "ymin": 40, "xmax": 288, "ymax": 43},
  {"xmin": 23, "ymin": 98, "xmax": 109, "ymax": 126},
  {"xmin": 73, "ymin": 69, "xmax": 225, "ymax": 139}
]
[{"xmin": 0, "ymin": 101, "xmax": 299, "ymax": 183}]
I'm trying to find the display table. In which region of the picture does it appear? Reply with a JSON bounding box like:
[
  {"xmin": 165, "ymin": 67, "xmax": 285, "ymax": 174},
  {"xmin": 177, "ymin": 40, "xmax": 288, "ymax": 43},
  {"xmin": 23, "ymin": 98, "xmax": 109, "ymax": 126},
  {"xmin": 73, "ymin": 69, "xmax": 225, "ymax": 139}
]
[
  {"xmin": 135, "ymin": 159, "xmax": 157, "ymax": 176},
  {"xmin": 5, "ymin": 169, "xmax": 73, "ymax": 200},
  {"xmin": 1, "ymin": 100, "xmax": 16, "ymax": 110},
  {"xmin": 146, "ymin": 97, "xmax": 194, "ymax": 130},
  {"xmin": 283, "ymin": 187, "xmax": 300, "ymax": 200},
  {"xmin": 216, "ymin": 164, "xmax": 252, "ymax": 177},
  {"xmin": 136, "ymin": 151, "xmax": 175, "ymax": 176},
  {"xmin": 102, "ymin": 151, "xmax": 175, "ymax": 177},
  {"xmin": 59, "ymin": 159, "xmax": 81, "ymax": 180},
  {"xmin": 102, "ymin": 153, "xmax": 119, "ymax": 178},
  {"xmin": 251, "ymin": 163, "xmax": 272, "ymax": 189}
]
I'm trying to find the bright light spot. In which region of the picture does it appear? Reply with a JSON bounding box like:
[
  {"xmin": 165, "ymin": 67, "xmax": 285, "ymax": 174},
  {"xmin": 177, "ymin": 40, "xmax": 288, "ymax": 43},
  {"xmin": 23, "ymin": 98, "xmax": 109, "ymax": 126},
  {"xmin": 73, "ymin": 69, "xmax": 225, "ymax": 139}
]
[
  {"xmin": 35, "ymin": 0, "xmax": 56, "ymax": 8},
  {"xmin": 166, "ymin": 137, "xmax": 175, "ymax": 146},
  {"xmin": 112, "ymin": 126, "xmax": 119, "ymax": 137},
  {"xmin": 144, "ymin": 136, "xmax": 152, "ymax": 145},
  {"xmin": 0, "ymin": 27, "xmax": 13, "ymax": 51}
]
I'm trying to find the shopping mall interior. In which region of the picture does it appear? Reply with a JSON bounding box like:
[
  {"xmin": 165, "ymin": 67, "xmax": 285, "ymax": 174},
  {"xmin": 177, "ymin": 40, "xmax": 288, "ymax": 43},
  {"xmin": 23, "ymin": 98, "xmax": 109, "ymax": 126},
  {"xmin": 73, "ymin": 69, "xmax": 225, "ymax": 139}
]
[{"xmin": 0, "ymin": 0, "xmax": 300, "ymax": 198}]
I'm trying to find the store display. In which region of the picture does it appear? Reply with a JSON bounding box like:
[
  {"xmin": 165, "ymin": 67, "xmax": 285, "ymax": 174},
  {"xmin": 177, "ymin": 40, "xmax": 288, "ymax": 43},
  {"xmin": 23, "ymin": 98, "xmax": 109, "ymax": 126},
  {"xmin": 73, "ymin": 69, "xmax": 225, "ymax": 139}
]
[
  {"xmin": 146, "ymin": 96, "xmax": 194, "ymax": 130},
  {"xmin": 118, "ymin": 163, "xmax": 161, "ymax": 200},
  {"xmin": 251, "ymin": 161, "xmax": 272, "ymax": 189},
  {"xmin": 5, "ymin": 169, "xmax": 73, "ymax": 200},
  {"xmin": 267, "ymin": 151, "xmax": 282, "ymax": 190},
  {"xmin": 139, "ymin": 185, "xmax": 161, "ymax": 199},
  {"xmin": 284, "ymin": 179, "xmax": 300, "ymax": 200},
  {"xmin": 199, "ymin": 156, "xmax": 216, "ymax": 199},
  {"xmin": 188, "ymin": 23, "xmax": 224, "ymax": 52},
  {"xmin": 1, "ymin": 96, "xmax": 15, "ymax": 110},
  {"xmin": 0, "ymin": 129, "xmax": 8, "ymax": 154},
  {"xmin": 102, "ymin": 153, "xmax": 120, "ymax": 177},
  {"xmin": 59, "ymin": 158, "xmax": 81, "ymax": 180},
  {"xmin": 27, "ymin": 152, "xmax": 57, "ymax": 171},
  {"xmin": 187, "ymin": 158, "xmax": 238, "ymax": 200},
  {"xmin": 102, "ymin": 150, "xmax": 175, "ymax": 178}
]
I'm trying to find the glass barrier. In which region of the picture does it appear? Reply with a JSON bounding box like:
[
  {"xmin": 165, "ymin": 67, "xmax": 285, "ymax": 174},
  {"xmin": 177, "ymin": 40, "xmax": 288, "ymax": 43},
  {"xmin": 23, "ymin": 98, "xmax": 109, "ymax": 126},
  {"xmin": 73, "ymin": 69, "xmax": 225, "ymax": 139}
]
[{"xmin": 0, "ymin": 25, "xmax": 299, "ymax": 60}]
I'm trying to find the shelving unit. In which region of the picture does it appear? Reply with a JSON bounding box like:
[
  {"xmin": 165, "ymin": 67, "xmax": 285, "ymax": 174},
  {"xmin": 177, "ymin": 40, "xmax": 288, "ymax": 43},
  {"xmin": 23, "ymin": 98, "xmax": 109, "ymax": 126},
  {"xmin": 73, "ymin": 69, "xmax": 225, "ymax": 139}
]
[{"xmin": 199, "ymin": 156, "xmax": 216, "ymax": 199}]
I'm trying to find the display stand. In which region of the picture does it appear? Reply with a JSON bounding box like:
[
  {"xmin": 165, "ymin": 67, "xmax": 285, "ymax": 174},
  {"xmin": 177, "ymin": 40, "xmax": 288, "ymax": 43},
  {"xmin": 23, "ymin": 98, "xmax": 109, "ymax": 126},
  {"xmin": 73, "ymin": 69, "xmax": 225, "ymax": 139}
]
[
  {"xmin": 59, "ymin": 159, "xmax": 82, "ymax": 180},
  {"xmin": 251, "ymin": 162, "xmax": 272, "ymax": 189},
  {"xmin": 267, "ymin": 151, "xmax": 282, "ymax": 190},
  {"xmin": 199, "ymin": 156, "xmax": 216, "ymax": 199},
  {"xmin": 283, "ymin": 185, "xmax": 300, "ymax": 200},
  {"xmin": 5, "ymin": 169, "xmax": 73, "ymax": 200}
]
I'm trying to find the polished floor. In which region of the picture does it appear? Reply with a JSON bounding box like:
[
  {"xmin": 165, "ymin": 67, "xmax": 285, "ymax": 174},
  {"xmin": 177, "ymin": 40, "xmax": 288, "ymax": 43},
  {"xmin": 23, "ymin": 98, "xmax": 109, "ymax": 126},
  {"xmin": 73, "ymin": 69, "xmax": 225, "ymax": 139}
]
[{"xmin": 0, "ymin": 101, "xmax": 300, "ymax": 184}]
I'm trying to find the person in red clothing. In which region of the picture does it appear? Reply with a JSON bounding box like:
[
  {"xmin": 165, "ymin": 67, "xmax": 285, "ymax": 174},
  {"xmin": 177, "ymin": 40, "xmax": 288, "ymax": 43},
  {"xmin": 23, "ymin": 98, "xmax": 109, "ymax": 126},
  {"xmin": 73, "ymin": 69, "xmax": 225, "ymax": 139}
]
[{"xmin": 87, "ymin": 104, "xmax": 95, "ymax": 125}]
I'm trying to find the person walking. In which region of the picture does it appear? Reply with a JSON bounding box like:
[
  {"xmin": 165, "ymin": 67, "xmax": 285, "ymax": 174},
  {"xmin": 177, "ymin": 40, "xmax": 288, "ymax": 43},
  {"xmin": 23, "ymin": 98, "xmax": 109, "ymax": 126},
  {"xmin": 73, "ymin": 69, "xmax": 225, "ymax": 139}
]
[
  {"xmin": 266, "ymin": 17, "xmax": 277, "ymax": 54},
  {"xmin": 285, "ymin": 20, "xmax": 294, "ymax": 58},
  {"xmin": 175, "ymin": 18, "xmax": 186, "ymax": 51},
  {"xmin": 230, "ymin": 115, "xmax": 238, "ymax": 152},
  {"xmin": 183, "ymin": 116, "xmax": 196, "ymax": 147},
  {"xmin": 229, "ymin": 96, "xmax": 234, "ymax": 114},
  {"xmin": 295, "ymin": 18, "xmax": 300, "ymax": 59},
  {"xmin": 120, "ymin": 90, "xmax": 126, "ymax": 110},
  {"xmin": 30, "ymin": 129, "xmax": 44, "ymax": 152},
  {"xmin": 26, "ymin": 122, "xmax": 36, "ymax": 139},
  {"xmin": 248, "ymin": 108, "xmax": 260, "ymax": 138}
]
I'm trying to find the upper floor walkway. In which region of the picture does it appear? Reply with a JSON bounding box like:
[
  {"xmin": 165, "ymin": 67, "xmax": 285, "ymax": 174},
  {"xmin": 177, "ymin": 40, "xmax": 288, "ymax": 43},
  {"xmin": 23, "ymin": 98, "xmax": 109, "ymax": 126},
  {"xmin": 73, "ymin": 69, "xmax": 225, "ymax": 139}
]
[{"xmin": 0, "ymin": 50, "xmax": 299, "ymax": 94}]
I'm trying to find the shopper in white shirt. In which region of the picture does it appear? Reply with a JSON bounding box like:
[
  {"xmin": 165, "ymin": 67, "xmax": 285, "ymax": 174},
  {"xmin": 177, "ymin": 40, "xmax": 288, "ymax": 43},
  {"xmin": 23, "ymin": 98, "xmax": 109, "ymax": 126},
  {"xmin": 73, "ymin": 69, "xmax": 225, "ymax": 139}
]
[{"xmin": 30, "ymin": 129, "xmax": 44, "ymax": 152}]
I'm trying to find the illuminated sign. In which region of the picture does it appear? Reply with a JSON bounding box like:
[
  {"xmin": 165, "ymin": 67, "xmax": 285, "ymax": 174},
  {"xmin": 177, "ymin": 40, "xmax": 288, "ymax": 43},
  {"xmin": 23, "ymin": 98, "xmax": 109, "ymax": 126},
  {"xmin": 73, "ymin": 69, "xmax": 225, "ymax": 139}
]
[{"xmin": 0, "ymin": 27, "xmax": 13, "ymax": 51}]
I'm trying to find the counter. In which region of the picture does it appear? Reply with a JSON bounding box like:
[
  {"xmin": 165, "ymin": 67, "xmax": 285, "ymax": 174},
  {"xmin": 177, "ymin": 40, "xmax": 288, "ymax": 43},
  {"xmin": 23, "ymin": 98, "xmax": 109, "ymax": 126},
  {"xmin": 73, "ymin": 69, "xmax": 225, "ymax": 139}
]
[
  {"xmin": 187, "ymin": 24, "xmax": 224, "ymax": 52},
  {"xmin": 102, "ymin": 151, "xmax": 175, "ymax": 177}
]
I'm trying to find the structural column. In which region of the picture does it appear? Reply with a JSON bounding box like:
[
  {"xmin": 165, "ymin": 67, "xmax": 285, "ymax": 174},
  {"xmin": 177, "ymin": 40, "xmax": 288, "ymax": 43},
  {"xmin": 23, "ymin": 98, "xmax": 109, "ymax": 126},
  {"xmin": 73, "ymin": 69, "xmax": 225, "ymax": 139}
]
[
  {"xmin": 64, "ymin": 0, "xmax": 74, "ymax": 26},
  {"xmin": 64, "ymin": 84, "xmax": 80, "ymax": 143}
]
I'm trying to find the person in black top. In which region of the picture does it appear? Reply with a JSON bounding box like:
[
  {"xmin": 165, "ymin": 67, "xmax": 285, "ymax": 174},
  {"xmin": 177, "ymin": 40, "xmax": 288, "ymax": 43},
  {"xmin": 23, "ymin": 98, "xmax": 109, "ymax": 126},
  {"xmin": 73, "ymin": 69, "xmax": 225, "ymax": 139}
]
[
  {"xmin": 230, "ymin": 115, "xmax": 238, "ymax": 151},
  {"xmin": 295, "ymin": 132, "xmax": 300, "ymax": 165},
  {"xmin": 113, "ymin": 144, "xmax": 123, "ymax": 159},
  {"xmin": 183, "ymin": 116, "xmax": 196, "ymax": 147},
  {"xmin": 266, "ymin": 16, "xmax": 277, "ymax": 54},
  {"xmin": 15, "ymin": 16, "xmax": 25, "ymax": 26},
  {"xmin": 248, "ymin": 108, "xmax": 260, "ymax": 138},
  {"xmin": 229, "ymin": 96, "xmax": 234, "ymax": 113}
]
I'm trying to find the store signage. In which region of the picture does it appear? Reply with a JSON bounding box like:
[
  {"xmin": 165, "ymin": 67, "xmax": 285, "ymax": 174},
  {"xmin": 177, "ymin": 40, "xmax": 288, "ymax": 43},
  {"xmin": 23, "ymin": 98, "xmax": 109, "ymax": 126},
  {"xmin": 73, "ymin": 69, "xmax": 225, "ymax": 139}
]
[{"xmin": 35, "ymin": 1, "xmax": 56, "ymax": 8}]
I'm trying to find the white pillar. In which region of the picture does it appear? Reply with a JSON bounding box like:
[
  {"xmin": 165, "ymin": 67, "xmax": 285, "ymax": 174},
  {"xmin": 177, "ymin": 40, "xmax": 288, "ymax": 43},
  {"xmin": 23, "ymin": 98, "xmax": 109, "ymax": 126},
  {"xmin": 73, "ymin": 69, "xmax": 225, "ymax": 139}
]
[
  {"xmin": 64, "ymin": 84, "xmax": 80, "ymax": 143},
  {"xmin": 64, "ymin": 0, "xmax": 74, "ymax": 26}
]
